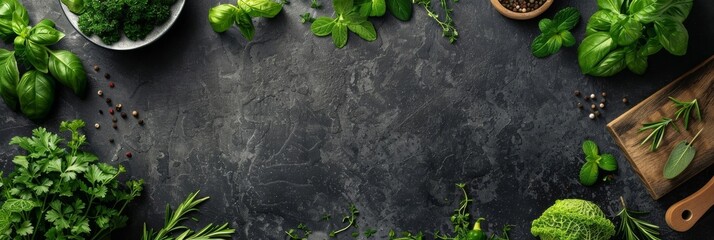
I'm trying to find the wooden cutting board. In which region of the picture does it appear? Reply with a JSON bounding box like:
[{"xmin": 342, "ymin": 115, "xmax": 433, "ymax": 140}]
[{"xmin": 608, "ymin": 55, "xmax": 714, "ymax": 200}]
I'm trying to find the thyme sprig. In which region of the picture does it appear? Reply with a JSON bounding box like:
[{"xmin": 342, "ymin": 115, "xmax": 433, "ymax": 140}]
[{"xmin": 414, "ymin": 0, "xmax": 459, "ymax": 43}]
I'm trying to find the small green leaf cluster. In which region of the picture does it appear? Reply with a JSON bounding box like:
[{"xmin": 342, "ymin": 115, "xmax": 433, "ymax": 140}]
[
  {"xmin": 286, "ymin": 223, "xmax": 311, "ymax": 240},
  {"xmin": 328, "ymin": 203, "xmax": 360, "ymax": 237},
  {"xmin": 310, "ymin": 0, "xmax": 380, "ymax": 48},
  {"xmin": 0, "ymin": 0, "xmax": 87, "ymax": 120},
  {"xmin": 579, "ymin": 140, "xmax": 618, "ymax": 186},
  {"xmin": 434, "ymin": 184, "xmax": 511, "ymax": 240},
  {"xmin": 413, "ymin": 0, "xmax": 458, "ymax": 43},
  {"xmin": 71, "ymin": 0, "xmax": 177, "ymax": 44},
  {"xmin": 531, "ymin": 7, "xmax": 580, "ymax": 58},
  {"xmin": 578, "ymin": 0, "xmax": 693, "ymax": 76},
  {"xmin": 0, "ymin": 120, "xmax": 144, "ymax": 239},
  {"xmin": 208, "ymin": 0, "xmax": 283, "ymax": 41},
  {"xmin": 141, "ymin": 191, "xmax": 236, "ymax": 240}
]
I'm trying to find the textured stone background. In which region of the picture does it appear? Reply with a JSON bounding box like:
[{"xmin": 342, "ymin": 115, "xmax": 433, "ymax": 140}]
[{"xmin": 1, "ymin": 0, "xmax": 713, "ymax": 239}]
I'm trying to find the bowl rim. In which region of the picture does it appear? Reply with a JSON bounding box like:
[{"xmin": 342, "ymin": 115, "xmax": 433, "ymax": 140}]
[
  {"xmin": 490, "ymin": 0, "xmax": 553, "ymax": 20},
  {"xmin": 58, "ymin": 0, "xmax": 186, "ymax": 51}
]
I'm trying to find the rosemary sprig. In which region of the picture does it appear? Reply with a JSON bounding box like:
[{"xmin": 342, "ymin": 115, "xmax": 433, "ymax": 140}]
[
  {"xmin": 669, "ymin": 97, "xmax": 701, "ymax": 130},
  {"xmin": 414, "ymin": 0, "xmax": 459, "ymax": 43},
  {"xmin": 639, "ymin": 117, "xmax": 678, "ymax": 151},
  {"xmin": 617, "ymin": 196, "xmax": 661, "ymax": 240}
]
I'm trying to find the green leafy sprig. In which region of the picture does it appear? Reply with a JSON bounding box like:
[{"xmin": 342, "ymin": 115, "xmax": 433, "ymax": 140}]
[
  {"xmin": 329, "ymin": 204, "xmax": 360, "ymax": 237},
  {"xmin": 639, "ymin": 117, "xmax": 678, "ymax": 151},
  {"xmin": 208, "ymin": 0, "xmax": 283, "ymax": 40},
  {"xmin": 414, "ymin": 0, "xmax": 458, "ymax": 43},
  {"xmin": 663, "ymin": 128, "xmax": 703, "ymax": 179},
  {"xmin": 531, "ymin": 7, "xmax": 580, "ymax": 58},
  {"xmin": 141, "ymin": 191, "xmax": 235, "ymax": 240},
  {"xmin": 579, "ymin": 140, "xmax": 618, "ymax": 186},
  {"xmin": 286, "ymin": 223, "xmax": 311, "ymax": 240},
  {"xmin": 310, "ymin": 0, "xmax": 378, "ymax": 48},
  {"xmin": 617, "ymin": 196, "xmax": 661, "ymax": 240},
  {"xmin": 669, "ymin": 97, "xmax": 701, "ymax": 130}
]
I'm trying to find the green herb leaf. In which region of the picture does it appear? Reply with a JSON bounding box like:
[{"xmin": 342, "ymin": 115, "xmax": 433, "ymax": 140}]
[
  {"xmin": 48, "ymin": 50, "xmax": 87, "ymax": 97},
  {"xmin": 579, "ymin": 161, "xmax": 599, "ymax": 186},
  {"xmin": 538, "ymin": 18, "xmax": 552, "ymax": 33},
  {"xmin": 25, "ymin": 40, "xmax": 49, "ymax": 73},
  {"xmin": 586, "ymin": 47, "xmax": 627, "ymax": 77},
  {"xmin": 208, "ymin": 4, "xmax": 238, "ymax": 33},
  {"xmin": 662, "ymin": 0, "xmax": 692, "ymax": 23},
  {"xmin": 578, "ymin": 32, "xmax": 616, "ymax": 74},
  {"xmin": 610, "ymin": 17, "xmax": 642, "ymax": 46},
  {"xmin": 237, "ymin": 0, "xmax": 283, "ymax": 18},
  {"xmin": 599, "ymin": 154, "xmax": 618, "ymax": 171},
  {"xmin": 386, "ymin": 0, "xmax": 412, "ymax": 21},
  {"xmin": 0, "ymin": 49, "xmax": 19, "ymax": 111},
  {"xmin": 311, "ymin": 17, "xmax": 335, "ymax": 36},
  {"xmin": 235, "ymin": 9, "xmax": 255, "ymax": 41},
  {"xmin": 61, "ymin": 0, "xmax": 85, "ymax": 14},
  {"xmin": 597, "ymin": 0, "xmax": 623, "ymax": 14},
  {"xmin": 640, "ymin": 37, "xmax": 662, "ymax": 56},
  {"xmin": 582, "ymin": 140, "xmax": 599, "ymax": 157},
  {"xmin": 551, "ymin": 7, "xmax": 580, "ymax": 32},
  {"xmin": 560, "ymin": 31, "xmax": 576, "ymax": 47},
  {"xmin": 333, "ymin": 0, "xmax": 354, "ymax": 15},
  {"xmin": 663, "ymin": 128, "xmax": 702, "ymax": 179},
  {"xmin": 10, "ymin": 5, "xmax": 29, "ymax": 36},
  {"xmin": 585, "ymin": 10, "xmax": 615, "ymax": 36},
  {"xmin": 654, "ymin": 18, "xmax": 688, "ymax": 56},
  {"xmin": 639, "ymin": 117, "xmax": 677, "ymax": 151},
  {"xmin": 2, "ymin": 199, "xmax": 36, "ymax": 212},
  {"xmin": 625, "ymin": 48, "xmax": 648, "ymax": 75},
  {"xmin": 347, "ymin": 20, "xmax": 377, "ymax": 41},
  {"xmin": 531, "ymin": 34, "xmax": 562, "ymax": 58},
  {"xmin": 332, "ymin": 23, "xmax": 348, "ymax": 48},
  {"xmin": 669, "ymin": 97, "xmax": 701, "ymax": 130},
  {"xmin": 17, "ymin": 70, "xmax": 54, "ymax": 120},
  {"xmin": 617, "ymin": 197, "xmax": 661, "ymax": 240},
  {"xmin": 28, "ymin": 22, "xmax": 64, "ymax": 45}
]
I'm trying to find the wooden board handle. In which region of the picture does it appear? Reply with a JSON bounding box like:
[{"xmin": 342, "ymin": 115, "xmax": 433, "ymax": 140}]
[{"xmin": 666, "ymin": 176, "xmax": 714, "ymax": 232}]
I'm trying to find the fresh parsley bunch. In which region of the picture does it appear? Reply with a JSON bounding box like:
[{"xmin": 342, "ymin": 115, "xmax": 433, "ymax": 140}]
[
  {"xmin": 208, "ymin": 0, "xmax": 284, "ymax": 40},
  {"xmin": 578, "ymin": 0, "xmax": 693, "ymax": 76},
  {"xmin": 579, "ymin": 140, "xmax": 618, "ymax": 186},
  {"xmin": 0, "ymin": 120, "xmax": 143, "ymax": 239},
  {"xmin": 0, "ymin": 0, "xmax": 88, "ymax": 120},
  {"xmin": 531, "ymin": 7, "xmax": 580, "ymax": 58}
]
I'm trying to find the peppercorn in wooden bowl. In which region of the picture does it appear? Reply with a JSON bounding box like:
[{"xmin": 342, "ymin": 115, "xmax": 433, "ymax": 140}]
[
  {"xmin": 59, "ymin": 0, "xmax": 186, "ymax": 50},
  {"xmin": 490, "ymin": 0, "xmax": 553, "ymax": 20}
]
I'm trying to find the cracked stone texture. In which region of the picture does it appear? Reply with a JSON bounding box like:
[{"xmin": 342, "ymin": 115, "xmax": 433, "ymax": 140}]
[{"xmin": 1, "ymin": 0, "xmax": 713, "ymax": 239}]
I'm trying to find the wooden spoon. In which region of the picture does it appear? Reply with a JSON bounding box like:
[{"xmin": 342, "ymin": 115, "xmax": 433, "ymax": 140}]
[{"xmin": 666, "ymin": 176, "xmax": 714, "ymax": 232}]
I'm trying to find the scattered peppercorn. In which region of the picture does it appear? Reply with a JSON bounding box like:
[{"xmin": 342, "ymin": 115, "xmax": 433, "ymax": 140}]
[
  {"xmin": 584, "ymin": 96, "xmax": 590, "ymax": 101},
  {"xmin": 599, "ymin": 103, "xmax": 605, "ymax": 109},
  {"xmin": 622, "ymin": 97, "xmax": 628, "ymax": 104},
  {"xmin": 594, "ymin": 111, "xmax": 601, "ymax": 116},
  {"xmin": 590, "ymin": 93, "xmax": 596, "ymax": 99},
  {"xmin": 97, "ymin": 90, "xmax": 103, "ymax": 96},
  {"xmin": 109, "ymin": 138, "xmax": 114, "ymax": 143},
  {"xmin": 109, "ymin": 82, "xmax": 115, "ymax": 88},
  {"xmin": 577, "ymin": 102, "xmax": 583, "ymax": 109},
  {"xmin": 93, "ymin": 65, "xmax": 100, "ymax": 72},
  {"xmin": 591, "ymin": 104, "xmax": 596, "ymax": 110},
  {"xmin": 574, "ymin": 90, "xmax": 581, "ymax": 97},
  {"xmin": 132, "ymin": 110, "xmax": 138, "ymax": 117},
  {"xmin": 112, "ymin": 123, "xmax": 117, "ymax": 129},
  {"xmin": 601, "ymin": 92, "xmax": 607, "ymax": 97},
  {"xmin": 104, "ymin": 73, "xmax": 110, "ymax": 79},
  {"xmin": 115, "ymin": 104, "xmax": 123, "ymax": 111},
  {"xmin": 99, "ymin": 109, "xmax": 103, "ymax": 115},
  {"xmin": 109, "ymin": 108, "xmax": 115, "ymax": 115},
  {"xmin": 589, "ymin": 113, "xmax": 595, "ymax": 119},
  {"xmin": 94, "ymin": 123, "xmax": 100, "ymax": 129},
  {"xmin": 600, "ymin": 98, "xmax": 606, "ymax": 103},
  {"xmin": 125, "ymin": 152, "xmax": 132, "ymax": 158},
  {"xmin": 112, "ymin": 117, "xmax": 117, "ymax": 123},
  {"xmin": 121, "ymin": 112, "xmax": 127, "ymax": 118},
  {"xmin": 138, "ymin": 119, "xmax": 145, "ymax": 125},
  {"xmin": 105, "ymin": 98, "xmax": 112, "ymax": 104}
]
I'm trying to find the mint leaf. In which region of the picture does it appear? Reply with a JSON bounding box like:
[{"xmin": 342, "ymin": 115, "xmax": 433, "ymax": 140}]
[
  {"xmin": 332, "ymin": 23, "xmax": 348, "ymax": 48},
  {"xmin": 598, "ymin": 154, "xmax": 618, "ymax": 171},
  {"xmin": 582, "ymin": 140, "xmax": 599, "ymax": 157},
  {"xmin": 311, "ymin": 17, "xmax": 335, "ymax": 36},
  {"xmin": 579, "ymin": 161, "xmax": 599, "ymax": 186},
  {"xmin": 347, "ymin": 21, "xmax": 377, "ymax": 41}
]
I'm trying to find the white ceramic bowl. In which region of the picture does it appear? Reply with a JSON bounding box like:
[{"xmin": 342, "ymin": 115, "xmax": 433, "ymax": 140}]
[{"xmin": 59, "ymin": 0, "xmax": 186, "ymax": 50}]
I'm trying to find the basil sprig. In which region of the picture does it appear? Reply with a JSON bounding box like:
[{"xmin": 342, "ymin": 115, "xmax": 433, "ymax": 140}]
[
  {"xmin": 531, "ymin": 7, "xmax": 580, "ymax": 58},
  {"xmin": 310, "ymin": 0, "xmax": 377, "ymax": 48},
  {"xmin": 208, "ymin": 0, "xmax": 283, "ymax": 40},
  {"xmin": 579, "ymin": 140, "xmax": 618, "ymax": 186}
]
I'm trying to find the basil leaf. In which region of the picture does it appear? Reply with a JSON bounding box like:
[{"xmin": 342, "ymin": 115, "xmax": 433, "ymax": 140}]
[
  {"xmin": 585, "ymin": 10, "xmax": 616, "ymax": 36},
  {"xmin": 370, "ymin": 0, "xmax": 386, "ymax": 17},
  {"xmin": 333, "ymin": 0, "xmax": 354, "ymax": 15},
  {"xmin": 627, "ymin": 0, "xmax": 652, "ymax": 14},
  {"xmin": 531, "ymin": 34, "xmax": 562, "ymax": 58},
  {"xmin": 386, "ymin": 0, "xmax": 412, "ymax": 21},
  {"xmin": 663, "ymin": 141, "xmax": 695, "ymax": 179},
  {"xmin": 639, "ymin": 37, "xmax": 662, "ymax": 56},
  {"xmin": 626, "ymin": 48, "xmax": 648, "ymax": 75},
  {"xmin": 597, "ymin": 0, "xmax": 623, "ymax": 13},
  {"xmin": 579, "ymin": 161, "xmax": 599, "ymax": 186},
  {"xmin": 343, "ymin": 11, "xmax": 367, "ymax": 24},
  {"xmin": 347, "ymin": 20, "xmax": 377, "ymax": 41},
  {"xmin": 560, "ymin": 31, "xmax": 575, "ymax": 47},
  {"xmin": 237, "ymin": 0, "xmax": 282, "ymax": 18},
  {"xmin": 0, "ymin": 0, "xmax": 14, "ymax": 40},
  {"xmin": 582, "ymin": 140, "xmax": 599, "ymax": 157},
  {"xmin": 0, "ymin": 49, "xmax": 19, "ymax": 111},
  {"xmin": 538, "ymin": 18, "xmax": 552, "ymax": 33},
  {"xmin": 587, "ymin": 48, "xmax": 627, "ymax": 77},
  {"xmin": 355, "ymin": 0, "xmax": 386, "ymax": 17},
  {"xmin": 208, "ymin": 4, "xmax": 237, "ymax": 33},
  {"xmin": 61, "ymin": 0, "xmax": 85, "ymax": 14},
  {"xmin": 598, "ymin": 154, "xmax": 618, "ymax": 171},
  {"xmin": 578, "ymin": 32, "xmax": 616, "ymax": 74},
  {"xmin": 36, "ymin": 19, "xmax": 55, "ymax": 28},
  {"xmin": 17, "ymin": 70, "xmax": 55, "ymax": 120},
  {"xmin": 654, "ymin": 18, "xmax": 688, "ymax": 56},
  {"xmin": 28, "ymin": 23, "xmax": 65, "ymax": 45},
  {"xmin": 662, "ymin": 0, "xmax": 692, "ymax": 23},
  {"xmin": 632, "ymin": 0, "xmax": 673, "ymax": 23},
  {"xmin": 610, "ymin": 17, "xmax": 642, "ymax": 46},
  {"xmin": 48, "ymin": 50, "xmax": 87, "ymax": 97},
  {"xmin": 11, "ymin": 6, "xmax": 27, "ymax": 36},
  {"xmin": 311, "ymin": 17, "xmax": 335, "ymax": 36},
  {"xmin": 332, "ymin": 23, "xmax": 348, "ymax": 48},
  {"xmin": 25, "ymin": 40, "xmax": 49, "ymax": 73},
  {"xmin": 552, "ymin": 7, "xmax": 580, "ymax": 32},
  {"xmin": 235, "ymin": 9, "xmax": 255, "ymax": 40}
]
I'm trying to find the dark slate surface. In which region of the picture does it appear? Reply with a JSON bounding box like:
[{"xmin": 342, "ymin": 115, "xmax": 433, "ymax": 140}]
[{"xmin": 1, "ymin": 0, "xmax": 713, "ymax": 239}]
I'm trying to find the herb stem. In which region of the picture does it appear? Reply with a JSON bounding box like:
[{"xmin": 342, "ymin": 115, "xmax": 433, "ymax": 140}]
[{"xmin": 688, "ymin": 128, "xmax": 704, "ymax": 146}]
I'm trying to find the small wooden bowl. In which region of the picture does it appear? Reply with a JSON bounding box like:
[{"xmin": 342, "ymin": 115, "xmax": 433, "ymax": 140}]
[{"xmin": 490, "ymin": 0, "xmax": 553, "ymax": 20}]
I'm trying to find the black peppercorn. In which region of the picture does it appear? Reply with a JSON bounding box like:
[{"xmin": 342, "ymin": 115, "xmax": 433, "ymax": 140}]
[{"xmin": 121, "ymin": 112, "xmax": 127, "ymax": 118}]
